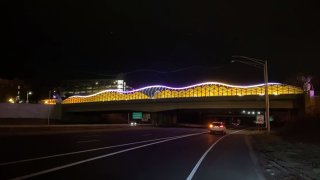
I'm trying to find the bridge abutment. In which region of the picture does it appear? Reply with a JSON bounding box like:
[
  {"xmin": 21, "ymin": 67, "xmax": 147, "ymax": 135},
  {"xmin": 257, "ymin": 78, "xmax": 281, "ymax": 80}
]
[{"xmin": 151, "ymin": 112, "xmax": 177, "ymax": 126}]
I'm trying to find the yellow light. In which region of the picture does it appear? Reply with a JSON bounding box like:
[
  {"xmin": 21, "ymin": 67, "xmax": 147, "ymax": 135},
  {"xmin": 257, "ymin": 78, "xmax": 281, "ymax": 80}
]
[
  {"xmin": 62, "ymin": 83, "xmax": 303, "ymax": 104},
  {"xmin": 209, "ymin": 124, "xmax": 213, "ymax": 128},
  {"xmin": 41, "ymin": 99, "xmax": 56, "ymax": 105},
  {"xmin": 8, "ymin": 98, "xmax": 14, "ymax": 103}
]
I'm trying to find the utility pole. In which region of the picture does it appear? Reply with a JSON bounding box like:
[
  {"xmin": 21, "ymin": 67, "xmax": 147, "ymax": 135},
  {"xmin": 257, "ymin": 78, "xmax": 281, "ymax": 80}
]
[{"xmin": 232, "ymin": 55, "xmax": 270, "ymax": 133}]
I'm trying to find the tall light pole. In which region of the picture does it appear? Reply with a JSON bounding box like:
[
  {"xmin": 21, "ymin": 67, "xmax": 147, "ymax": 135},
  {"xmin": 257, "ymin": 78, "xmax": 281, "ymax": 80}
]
[
  {"xmin": 26, "ymin": 91, "xmax": 32, "ymax": 104},
  {"xmin": 231, "ymin": 55, "xmax": 270, "ymax": 133}
]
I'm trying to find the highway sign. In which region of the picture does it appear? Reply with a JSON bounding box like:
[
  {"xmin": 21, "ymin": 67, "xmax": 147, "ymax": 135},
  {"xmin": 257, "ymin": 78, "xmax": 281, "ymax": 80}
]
[
  {"xmin": 256, "ymin": 115, "xmax": 264, "ymax": 124},
  {"xmin": 132, "ymin": 112, "xmax": 143, "ymax": 119}
]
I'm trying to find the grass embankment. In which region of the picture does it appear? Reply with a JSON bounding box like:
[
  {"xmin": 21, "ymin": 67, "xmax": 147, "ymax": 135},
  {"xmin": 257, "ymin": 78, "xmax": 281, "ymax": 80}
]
[{"xmin": 250, "ymin": 120, "xmax": 320, "ymax": 179}]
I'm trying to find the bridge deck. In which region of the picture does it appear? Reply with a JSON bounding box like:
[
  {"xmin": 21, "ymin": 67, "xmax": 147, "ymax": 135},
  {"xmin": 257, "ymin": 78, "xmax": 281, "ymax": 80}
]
[{"xmin": 62, "ymin": 94, "xmax": 303, "ymax": 113}]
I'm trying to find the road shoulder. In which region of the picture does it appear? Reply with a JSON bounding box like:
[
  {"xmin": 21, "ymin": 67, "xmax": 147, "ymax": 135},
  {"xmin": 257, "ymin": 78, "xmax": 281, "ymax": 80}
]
[{"xmin": 250, "ymin": 130, "xmax": 320, "ymax": 179}]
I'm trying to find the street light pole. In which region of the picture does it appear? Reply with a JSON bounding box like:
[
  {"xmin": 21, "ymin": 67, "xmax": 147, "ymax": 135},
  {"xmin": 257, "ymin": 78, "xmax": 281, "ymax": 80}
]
[
  {"xmin": 232, "ymin": 56, "xmax": 270, "ymax": 133},
  {"xmin": 264, "ymin": 60, "xmax": 270, "ymax": 133},
  {"xmin": 26, "ymin": 91, "xmax": 31, "ymax": 103}
]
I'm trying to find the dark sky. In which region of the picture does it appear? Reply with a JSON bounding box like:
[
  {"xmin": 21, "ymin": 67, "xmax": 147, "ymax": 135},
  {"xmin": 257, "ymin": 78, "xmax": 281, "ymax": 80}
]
[{"xmin": 2, "ymin": 0, "xmax": 320, "ymax": 91}]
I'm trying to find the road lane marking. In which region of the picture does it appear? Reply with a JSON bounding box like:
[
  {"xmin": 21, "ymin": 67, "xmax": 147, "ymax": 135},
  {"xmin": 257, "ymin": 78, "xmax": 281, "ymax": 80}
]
[
  {"xmin": 76, "ymin": 139, "xmax": 100, "ymax": 144},
  {"xmin": 0, "ymin": 137, "xmax": 174, "ymax": 166},
  {"xmin": 186, "ymin": 129, "xmax": 244, "ymax": 180},
  {"xmin": 12, "ymin": 131, "xmax": 208, "ymax": 180},
  {"xmin": 0, "ymin": 131, "xmax": 208, "ymax": 166}
]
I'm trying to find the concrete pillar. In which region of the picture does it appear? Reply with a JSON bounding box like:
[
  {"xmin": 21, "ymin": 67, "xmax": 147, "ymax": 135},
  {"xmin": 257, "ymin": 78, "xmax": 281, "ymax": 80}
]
[
  {"xmin": 50, "ymin": 104, "xmax": 62, "ymax": 120},
  {"xmin": 304, "ymin": 92, "xmax": 315, "ymax": 118},
  {"xmin": 151, "ymin": 112, "xmax": 178, "ymax": 126}
]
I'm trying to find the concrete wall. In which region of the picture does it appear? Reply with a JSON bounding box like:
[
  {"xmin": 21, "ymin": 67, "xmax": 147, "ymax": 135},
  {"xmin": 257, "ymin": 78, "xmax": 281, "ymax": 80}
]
[
  {"xmin": 151, "ymin": 112, "xmax": 177, "ymax": 126},
  {"xmin": 0, "ymin": 103, "xmax": 62, "ymax": 119},
  {"xmin": 305, "ymin": 94, "xmax": 320, "ymax": 117}
]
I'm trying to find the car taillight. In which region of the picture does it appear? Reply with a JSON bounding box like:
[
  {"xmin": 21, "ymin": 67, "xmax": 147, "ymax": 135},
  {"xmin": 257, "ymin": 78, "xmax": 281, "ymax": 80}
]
[
  {"xmin": 209, "ymin": 124, "xmax": 213, "ymax": 128},
  {"xmin": 220, "ymin": 125, "xmax": 224, "ymax": 128}
]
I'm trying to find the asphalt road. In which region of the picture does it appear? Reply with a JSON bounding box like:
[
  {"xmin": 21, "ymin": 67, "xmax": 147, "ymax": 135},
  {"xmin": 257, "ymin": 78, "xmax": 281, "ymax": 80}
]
[{"xmin": 0, "ymin": 126, "xmax": 264, "ymax": 180}]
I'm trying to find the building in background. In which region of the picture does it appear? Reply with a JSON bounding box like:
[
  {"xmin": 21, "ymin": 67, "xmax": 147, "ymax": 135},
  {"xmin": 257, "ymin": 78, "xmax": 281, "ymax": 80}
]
[
  {"xmin": 0, "ymin": 78, "xmax": 31, "ymax": 103},
  {"xmin": 57, "ymin": 79, "xmax": 131, "ymax": 99}
]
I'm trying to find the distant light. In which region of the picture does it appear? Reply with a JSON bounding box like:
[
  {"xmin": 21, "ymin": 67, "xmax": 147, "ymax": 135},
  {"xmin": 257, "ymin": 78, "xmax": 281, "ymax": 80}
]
[
  {"xmin": 117, "ymin": 80, "xmax": 124, "ymax": 85},
  {"xmin": 28, "ymin": 91, "xmax": 32, "ymax": 95},
  {"xmin": 130, "ymin": 122, "xmax": 137, "ymax": 126},
  {"xmin": 43, "ymin": 99, "xmax": 56, "ymax": 105},
  {"xmin": 252, "ymin": 111, "xmax": 255, "ymax": 115},
  {"xmin": 248, "ymin": 112, "xmax": 251, "ymax": 115},
  {"xmin": 95, "ymin": 82, "xmax": 99, "ymax": 85},
  {"xmin": 257, "ymin": 111, "xmax": 261, "ymax": 115},
  {"xmin": 242, "ymin": 110, "xmax": 246, "ymax": 114},
  {"xmin": 8, "ymin": 98, "xmax": 14, "ymax": 103}
]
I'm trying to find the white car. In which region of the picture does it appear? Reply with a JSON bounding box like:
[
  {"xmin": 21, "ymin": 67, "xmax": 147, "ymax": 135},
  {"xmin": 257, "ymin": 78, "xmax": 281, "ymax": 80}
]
[
  {"xmin": 209, "ymin": 122, "xmax": 227, "ymax": 135},
  {"xmin": 130, "ymin": 121, "xmax": 137, "ymax": 126}
]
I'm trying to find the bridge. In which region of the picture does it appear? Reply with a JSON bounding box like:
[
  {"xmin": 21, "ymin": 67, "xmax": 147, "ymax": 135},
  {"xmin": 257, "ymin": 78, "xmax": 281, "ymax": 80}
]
[
  {"xmin": 57, "ymin": 82, "xmax": 304, "ymax": 125},
  {"xmin": 62, "ymin": 82, "xmax": 303, "ymax": 105}
]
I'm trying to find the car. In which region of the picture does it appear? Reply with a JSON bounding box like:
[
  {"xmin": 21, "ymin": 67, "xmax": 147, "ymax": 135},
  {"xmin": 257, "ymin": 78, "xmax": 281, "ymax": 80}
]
[
  {"xmin": 209, "ymin": 121, "xmax": 227, "ymax": 135},
  {"xmin": 129, "ymin": 121, "xmax": 138, "ymax": 126}
]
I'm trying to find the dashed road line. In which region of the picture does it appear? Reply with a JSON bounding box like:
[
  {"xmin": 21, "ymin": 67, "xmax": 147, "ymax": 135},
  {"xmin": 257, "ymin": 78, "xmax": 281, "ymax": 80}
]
[
  {"xmin": 0, "ymin": 131, "xmax": 207, "ymax": 166},
  {"xmin": 12, "ymin": 131, "xmax": 208, "ymax": 180}
]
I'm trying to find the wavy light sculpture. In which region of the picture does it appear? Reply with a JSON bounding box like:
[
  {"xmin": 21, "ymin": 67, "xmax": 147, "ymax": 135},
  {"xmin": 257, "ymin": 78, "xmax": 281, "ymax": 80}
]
[{"xmin": 62, "ymin": 82, "xmax": 303, "ymax": 104}]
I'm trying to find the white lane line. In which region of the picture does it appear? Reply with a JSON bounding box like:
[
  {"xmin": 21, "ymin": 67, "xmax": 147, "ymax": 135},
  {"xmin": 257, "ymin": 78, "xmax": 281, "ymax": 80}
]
[
  {"xmin": 0, "ymin": 131, "xmax": 208, "ymax": 166},
  {"xmin": 186, "ymin": 129, "xmax": 244, "ymax": 180},
  {"xmin": 0, "ymin": 137, "xmax": 175, "ymax": 166},
  {"xmin": 76, "ymin": 139, "xmax": 100, "ymax": 144},
  {"xmin": 13, "ymin": 131, "xmax": 207, "ymax": 180}
]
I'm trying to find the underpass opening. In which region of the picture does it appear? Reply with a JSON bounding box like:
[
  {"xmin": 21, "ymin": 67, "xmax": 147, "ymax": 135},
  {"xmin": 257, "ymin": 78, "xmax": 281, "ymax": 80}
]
[{"xmin": 176, "ymin": 108, "xmax": 299, "ymax": 129}]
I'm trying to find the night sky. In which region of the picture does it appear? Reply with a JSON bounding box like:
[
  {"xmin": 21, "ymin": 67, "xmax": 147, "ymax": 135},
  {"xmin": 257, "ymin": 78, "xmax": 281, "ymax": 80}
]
[{"xmin": 2, "ymin": 0, "xmax": 320, "ymax": 94}]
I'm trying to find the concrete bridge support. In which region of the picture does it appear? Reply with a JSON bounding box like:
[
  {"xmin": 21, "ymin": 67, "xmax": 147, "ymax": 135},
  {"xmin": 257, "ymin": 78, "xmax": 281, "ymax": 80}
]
[
  {"xmin": 304, "ymin": 92, "xmax": 320, "ymax": 118},
  {"xmin": 151, "ymin": 112, "xmax": 177, "ymax": 126}
]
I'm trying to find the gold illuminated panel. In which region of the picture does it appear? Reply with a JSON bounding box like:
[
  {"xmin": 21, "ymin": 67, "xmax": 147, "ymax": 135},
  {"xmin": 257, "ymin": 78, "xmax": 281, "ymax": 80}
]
[
  {"xmin": 154, "ymin": 84, "xmax": 303, "ymax": 98},
  {"xmin": 63, "ymin": 91, "xmax": 149, "ymax": 104},
  {"xmin": 62, "ymin": 83, "xmax": 303, "ymax": 104}
]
